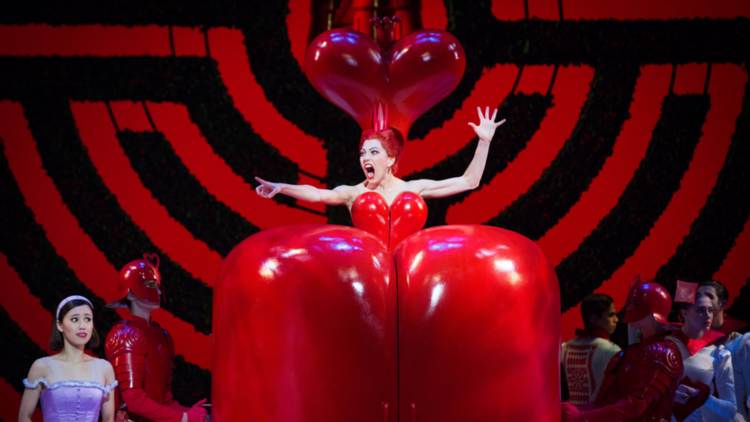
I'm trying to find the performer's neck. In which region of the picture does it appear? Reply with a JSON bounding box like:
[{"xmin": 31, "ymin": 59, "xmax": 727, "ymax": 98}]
[
  {"xmin": 682, "ymin": 323, "xmax": 705, "ymax": 340},
  {"xmin": 129, "ymin": 305, "xmax": 153, "ymax": 325},
  {"xmin": 712, "ymin": 312, "xmax": 724, "ymax": 330}
]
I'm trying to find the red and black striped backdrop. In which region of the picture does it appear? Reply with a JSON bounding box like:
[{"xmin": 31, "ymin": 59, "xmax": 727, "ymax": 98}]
[{"xmin": 1, "ymin": 0, "xmax": 749, "ymax": 419}]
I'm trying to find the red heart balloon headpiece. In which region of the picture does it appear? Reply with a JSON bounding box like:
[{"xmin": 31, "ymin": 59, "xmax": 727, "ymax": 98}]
[{"xmin": 304, "ymin": 17, "xmax": 466, "ymax": 144}]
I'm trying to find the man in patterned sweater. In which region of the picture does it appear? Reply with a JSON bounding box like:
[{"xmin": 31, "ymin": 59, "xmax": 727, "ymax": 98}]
[{"xmin": 562, "ymin": 293, "xmax": 622, "ymax": 405}]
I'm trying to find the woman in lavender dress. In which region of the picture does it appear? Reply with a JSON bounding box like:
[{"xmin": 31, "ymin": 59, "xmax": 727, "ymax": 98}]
[{"xmin": 18, "ymin": 296, "xmax": 117, "ymax": 422}]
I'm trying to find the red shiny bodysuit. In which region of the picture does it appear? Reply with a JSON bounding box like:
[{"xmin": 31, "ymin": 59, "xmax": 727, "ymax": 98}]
[
  {"xmin": 350, "ymin": 190, "xmax": 427, "ymax": 249},
  {"xmin": 105, "ymin": 315, "xmax": 189, "ymax": 422},
  {"xmin": 575, "ymin": 334, "xmax": 684, "ymax": 422}
]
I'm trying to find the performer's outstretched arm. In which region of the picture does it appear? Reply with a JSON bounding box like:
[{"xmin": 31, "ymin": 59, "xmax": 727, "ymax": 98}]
[
  {"xmin": 410, "ymin": 107, "xmax": 505, "ymax": 198},
  {"xmin": 255, "ymin": 178, "xmax": 359, "ymax": 207}
]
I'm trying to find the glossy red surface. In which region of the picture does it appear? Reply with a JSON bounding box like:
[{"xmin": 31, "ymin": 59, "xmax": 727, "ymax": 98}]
[
  {"xmin": 110, "ymin": 258, "xmax": 162, "ymax": 306},
  {"xmin": 622, "ymin": 281, "xmax": 673, "ymax": 324},
  {"xmin": 395, "ymin": 225, "xmax": 560, "ymax": 422},
  {"xmin": 304, "ymin": 28, "xmax": 465, "ymax": 138},
  {"xmin": 351, "ymin": 191, "xmax": 428, "ymax": 250},
  {"xmin": 213, "ymin": 224, "xmax": 560, "ymax": 421},
  {"xmin": 212, "ymin": 225, "xmax": 397, "ymax": 422}
]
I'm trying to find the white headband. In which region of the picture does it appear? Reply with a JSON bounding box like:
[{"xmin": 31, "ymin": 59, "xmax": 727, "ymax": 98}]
[{"xmin": 56, "ymin": 295, "xmax": 94, "ymax": 320}]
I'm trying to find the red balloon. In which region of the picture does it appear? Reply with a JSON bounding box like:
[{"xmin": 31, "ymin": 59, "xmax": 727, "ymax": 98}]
[
  {"xmin": 351, "ymin": 191, "xmax": 428, "ymax": 250},
  {"xmin": 304, "ymin": 28, "xmax": 466, "ymax": 139},
  {"xmin": 395, "ymin": 225, "xmax": 561, "ymax": 422},
  {"xmin": 212, "ymin": 224, "xmax": 561, "ymax": 421},
  {"xmin": 212, "ymin": 225, "xmax": 397, "ymax": 422}
]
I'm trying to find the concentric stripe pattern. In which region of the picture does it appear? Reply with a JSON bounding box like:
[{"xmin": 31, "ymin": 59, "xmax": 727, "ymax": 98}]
[{"xmin": 0, "ymin": 0, "xmax": 749, "ymax": 414}]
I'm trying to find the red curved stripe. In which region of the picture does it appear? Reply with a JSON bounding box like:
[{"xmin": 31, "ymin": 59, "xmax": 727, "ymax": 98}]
[
  {"xmin": 713, "ymin": 217, "xmax": 750, "ymax": 308},
  {"xmin": 560, "ymin": 64, "xmax": 747, "ymax": 341},
  {"xmin": 145, "ymin": 102, "xmax": 327, "ymax": 227},
  {"xmin": 73, "ymin": 101, "xmax": 223, "ymax": 285},
  {"xmin": 421, "ymin": 0, "xmax": 449, "ymax": 30},
  {"xmin": 562, "ymin": 0, "xmax": 750, "ymax": 20},
  {"xmin": 537, "ymin": 65, "xmax": 672, "ymax": 267},
  {"xmin": 208, "ymin": 27, "xmax": 328, "ymax": 185},
  {"xmin": 0, "ymin": 253, "xmax": 53, "ymax": 354},
  {"xmin": 286, "ymin": 0, "xmax": 312, "ymax": 68},
  {"xmin": 400, "ymin": 65, "xmax": 520, "ymax": 176},
  {"xmin": 493, "ymin": 0, "xmax": 750, "ymax": 21},
  {"xmin": 447, "ymin": 65, "xmax": 593, "ymax": 224},
  {"xmin": 0, "ymin": 376, "xmax": 42, "ymax": 422},
  {"xmin": 0, "ymin": 24, "xmax": 172, "ymax": 56},
  {"xmin": 0, "ymin": 101, "xmax": 212, "ymax": 369}
]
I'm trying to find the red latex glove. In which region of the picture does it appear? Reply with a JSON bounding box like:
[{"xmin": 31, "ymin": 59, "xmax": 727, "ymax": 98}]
[
  {"xmin": 186, "ymin": 399, "xmax": 207, "ymax": 422},
  {"xmin": 120, "ymin": 388, "xmax": 184, "ymax": 422},
  {"xmin": 561, "ymin": 402, "xmax": 586, "ymax": 422},
  {"xmin": 582, "ymin": 397, "xmax": 650, "ymax": 422}
]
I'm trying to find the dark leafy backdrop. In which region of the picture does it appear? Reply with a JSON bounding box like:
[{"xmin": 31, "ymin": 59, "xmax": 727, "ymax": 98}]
[{"xmin": 0, "ymin": 0, "xmax": 748, "ymax": 414}]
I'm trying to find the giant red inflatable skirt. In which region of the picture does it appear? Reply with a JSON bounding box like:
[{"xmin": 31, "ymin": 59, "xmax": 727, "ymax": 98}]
[{"xmin": 212, "ymin": 224, "xmax": 560, "ymax": 421}]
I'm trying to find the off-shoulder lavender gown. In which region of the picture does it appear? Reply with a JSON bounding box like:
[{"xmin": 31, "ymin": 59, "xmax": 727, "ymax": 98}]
[{"xmin": 23, "ymin": 378, "xmax": 118, "ymax": 422}]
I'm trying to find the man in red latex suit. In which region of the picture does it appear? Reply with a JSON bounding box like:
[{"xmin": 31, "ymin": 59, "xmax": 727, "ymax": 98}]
[
  {"xmin": 562, "ymin": 280, "xmax": 684, "ymax": 422},
  {"xmin": 105, "ymin": 254, "xmax": 207, "ymax": 422}
]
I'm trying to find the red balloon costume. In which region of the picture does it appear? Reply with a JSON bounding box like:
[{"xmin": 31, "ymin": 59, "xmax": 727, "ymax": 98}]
[
  {"xmin": 562, "ymin": 281, "xmax": 684, "ymax": 422},
  {"xmin": 105, "ymin": 256, "xmax": 198, "ymax": 422},
  {"xmin": 212, "ymin": 17, "xmax": 561, "ymax": 422}
]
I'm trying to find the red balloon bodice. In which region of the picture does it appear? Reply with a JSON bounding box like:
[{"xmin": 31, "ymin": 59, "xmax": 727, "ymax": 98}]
[{"xmin": 350, "ymin": 190, "xmax": 427, "ymax": 249}]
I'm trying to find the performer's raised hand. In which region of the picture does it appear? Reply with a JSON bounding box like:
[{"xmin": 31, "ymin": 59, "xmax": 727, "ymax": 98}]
[
  {"xmin": 468, "ymin": 106, "xmax": 506, "ymax": 142},
  {"xmin": 255, "ymin": 177, "xmax": 281, "ymax": 199}
]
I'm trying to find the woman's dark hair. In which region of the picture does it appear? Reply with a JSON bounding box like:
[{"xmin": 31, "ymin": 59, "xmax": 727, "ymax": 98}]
[
  {"xmin": 580, "ymin": 294, "xmax": 614, "ymax": 328},
  {"xmin": 697, "ymin": 280, "xmax": 729, "ymax": 304},
  {"xmin": 49, "ymin": 299, "xmax": 100, "ymax": 351}
]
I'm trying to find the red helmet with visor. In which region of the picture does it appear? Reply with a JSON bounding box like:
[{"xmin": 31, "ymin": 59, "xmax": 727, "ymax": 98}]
[
  {"xmin": 106, "ymin": 253, "xmax": 163, "ymax": 308},
  {"xmin": 621, "ymin": 276, "xmax": 672, "ymax": 324}
]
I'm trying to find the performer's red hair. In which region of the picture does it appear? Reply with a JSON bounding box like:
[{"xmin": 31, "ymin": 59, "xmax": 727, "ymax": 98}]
[{"xmin": 359, "ymin": 129, "xmax": 405, "ymax": 174}]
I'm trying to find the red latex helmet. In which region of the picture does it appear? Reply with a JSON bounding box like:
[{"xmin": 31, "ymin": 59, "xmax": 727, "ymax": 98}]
[
  {"xmin": 107, "ymin": 254, "xmax": 162, "ymax": 308},
  {"xmin": 622, "ymin": 280, "xmax": 672, "ymax": 324},
  {"xmin": 304, "ymin": 26, "xmax": 465, "ymax": 139},
  {"xmin": 212, "ymin": 225, "xmax": 560, "ymax": 421}
]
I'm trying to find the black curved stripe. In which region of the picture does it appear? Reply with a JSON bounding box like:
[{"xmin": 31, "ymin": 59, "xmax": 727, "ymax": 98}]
[
  {"xmin": 117, "ymin": 130, "xmax": 259, "ymax": 257},
  {"xmin": 486, "ymin": 63, "xmax": 640, "ymax": 239},
  {"xmin": 0, "ymin": 141, "xmax": 122, "ymax": 355},
  {"xmin": 19, "ymin": 97, "xmax": 213, "ymax": 334},
  {"xmin": 448, "ymin": 1, "xmax": 750, "ymax": 66},
  {"xmin": 556, "ymin": 94, "xmax": 711, "ymax": 312},
  {"xmin": 406, "ymin": 93, "xmax": 553, "ymax": 228},
  {"xmin": 0, "ymin": 305, "xmax": 47, "ymax": 393},
  {"xmin": 727, "ymin": 278, "xmax": 750, "ymax": 324},
  {"xmin": 0, "ymin": 56, "xmax": 300, "ymax": 206},
  {"xmin": 172, "ymin": 355, "xmax": 212, "ymax": 408},
  {"xmin": 654, "ymin": 73, "xmax": 750, "ymax": 293}
]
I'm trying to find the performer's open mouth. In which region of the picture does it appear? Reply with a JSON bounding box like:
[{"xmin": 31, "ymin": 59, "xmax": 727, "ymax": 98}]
[{"xmin": 365, "ymin": 164, "xmax": 375, "ymax": 179}]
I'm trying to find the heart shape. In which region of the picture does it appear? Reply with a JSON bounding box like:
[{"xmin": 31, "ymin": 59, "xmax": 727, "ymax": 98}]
[
  {"xmin": 305, "ymin": 28, "xmax": 465, "ymax": 139},
  {"xmin": 142, "ymin": 252, "xmax": 160, "ymax": 271},
  {"xmin": 212, "ymin": 224, "xmax": 560, "ymax": 422},
  {"xmin": 350, "ymin": 191, "xmax": 428, "ymax": 249}
]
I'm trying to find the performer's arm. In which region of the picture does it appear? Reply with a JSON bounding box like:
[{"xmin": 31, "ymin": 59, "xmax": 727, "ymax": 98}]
[
  {"xmin": 100, "ymin": 360, "xmax": 117, "ymax": 422},
  {"xmin": 255, "ymin": 177, "xmax": 358, "ymax": 206},
  {"xmin": 18, "ymin": 359, "xmax": 46, "ymax": 422},
  {"xmin": 121, "ymin": 388, "xmax": 185, "ymax": 422},
  {"xmin": 705, "ymin": 346, "xmax": 737, "ymax": 419},
  {"xmin": 410, "ymin": 107, "xmax": 504, "ymax": 198}
]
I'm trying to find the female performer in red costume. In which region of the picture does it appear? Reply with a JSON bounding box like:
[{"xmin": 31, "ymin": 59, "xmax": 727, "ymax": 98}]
[
  {"xmin": 668, "ymin": 281, "xmax": 736, "ymax": 422},
  {"xmin": 212, "ymin": 17, "xmax": 561, "ymax": 422},
  {"xmin": 255, "ymin": 107, "xmax": 504, "ymax": 219}
]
